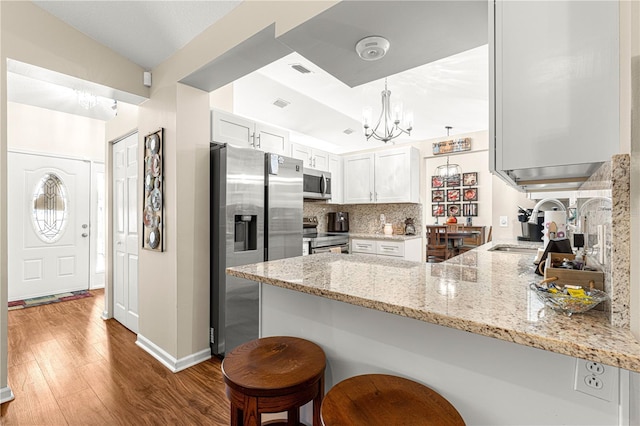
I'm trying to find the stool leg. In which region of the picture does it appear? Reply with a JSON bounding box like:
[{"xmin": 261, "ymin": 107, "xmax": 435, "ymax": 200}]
[
  {"xmin": 287, "ymin": 408, "xmax": 299, "ymax": 426},
  {"xmin": 230, "ymin": 403, "xmax": 241, "ymax": 426},
  {"xmin": 242, "ymin": 396, "xmax": 260, "ymax": 426},
  {"xmin": 312, "ymin": 375, "xmax": 324, "ymax": 426}
]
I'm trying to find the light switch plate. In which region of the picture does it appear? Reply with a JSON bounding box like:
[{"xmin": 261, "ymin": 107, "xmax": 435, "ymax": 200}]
[{"xmin": 499, "ymin": 216, "xmax": 508, "ymax": 227}]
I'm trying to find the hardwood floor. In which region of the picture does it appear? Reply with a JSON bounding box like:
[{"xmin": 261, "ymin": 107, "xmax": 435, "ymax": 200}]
[{"xmin": 2, "ymin": 289, "xmax": 230, "ymax": 425}]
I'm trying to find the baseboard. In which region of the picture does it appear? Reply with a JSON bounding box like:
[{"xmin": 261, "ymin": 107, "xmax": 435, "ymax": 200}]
[
  {"xmin": 135, "ymin": 334, "xmax": 211, "ymax": 373},
  {"xmin": 0, "ymin": 386, "xmax": 15, "ymax": 404}
]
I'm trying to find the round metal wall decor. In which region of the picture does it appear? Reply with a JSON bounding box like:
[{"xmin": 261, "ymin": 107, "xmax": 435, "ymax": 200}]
[{"xmin": 142, "ymin": 129, "xmax": 164, "ymax": 251}]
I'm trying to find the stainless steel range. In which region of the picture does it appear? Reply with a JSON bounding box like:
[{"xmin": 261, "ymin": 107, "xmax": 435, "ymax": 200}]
[{"xmin": 303, "ymin": 216, "xmax": 349, "ymax": 254}]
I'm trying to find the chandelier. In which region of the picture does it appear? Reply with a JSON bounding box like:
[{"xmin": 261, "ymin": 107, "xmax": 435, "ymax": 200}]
[
  {"xmin": 434, "ymin": 126, "xmax": 461, "ymax": 179},
  {"xmin": 76, "ymin": 90, "xmax": 97, "ymax": 110},
  {"xmin": 362, "ymin": 78, "xmax": 413, "ymax": 144}
]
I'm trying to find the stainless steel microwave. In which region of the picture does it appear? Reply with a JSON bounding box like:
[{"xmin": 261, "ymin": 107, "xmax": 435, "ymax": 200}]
[{"xmin": 303, "ymin": 169, "xmax": 331, "ymax": 200}]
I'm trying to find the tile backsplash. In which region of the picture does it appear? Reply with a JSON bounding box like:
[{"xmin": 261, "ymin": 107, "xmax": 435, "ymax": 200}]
[{"xmin": 303, "ymin": 202, "xmax": 422, "ymax": 235}]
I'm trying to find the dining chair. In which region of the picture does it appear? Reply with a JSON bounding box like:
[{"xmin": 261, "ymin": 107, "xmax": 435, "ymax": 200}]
[{"xmin": 426, "ymin": 226, "xmax": 449, "ymax": 263}]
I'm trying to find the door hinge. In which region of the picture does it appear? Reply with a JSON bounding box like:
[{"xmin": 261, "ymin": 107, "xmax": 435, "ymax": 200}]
[{"xmin": 210, "ymin": 327, "xmax": 215, "ymax": 344}]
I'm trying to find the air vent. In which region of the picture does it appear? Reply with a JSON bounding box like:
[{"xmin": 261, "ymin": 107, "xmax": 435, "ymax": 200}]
[
  {"xmin": 343, "ymin": 128, "xmax": 355, "ymax": 135},
  {"xmin": 273, "ymin": 98, "xmax": 290, "ymax": 108},
  {"xmin": 290, "ymin": 64, "xmax": 311, "ymax": 74}
]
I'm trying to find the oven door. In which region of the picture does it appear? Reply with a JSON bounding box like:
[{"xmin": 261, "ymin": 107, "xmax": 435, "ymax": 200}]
[{"xmin": 311, "ymin": 243, "xmax": 349, "ymax": 254}]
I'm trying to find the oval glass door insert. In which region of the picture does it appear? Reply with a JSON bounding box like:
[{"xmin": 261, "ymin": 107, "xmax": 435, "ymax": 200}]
[{"xmin": 32, "ymin": 172, "xmax": 68, "ymax": 243}]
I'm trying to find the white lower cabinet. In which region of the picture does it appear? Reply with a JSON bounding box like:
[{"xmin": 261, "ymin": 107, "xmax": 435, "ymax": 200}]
[{"xmin": 351, "ymin": 238, "xmax": 421, "ymax": 262}]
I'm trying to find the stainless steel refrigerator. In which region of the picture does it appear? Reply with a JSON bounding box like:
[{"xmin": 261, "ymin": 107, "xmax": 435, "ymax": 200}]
[{"xmin": 210, "ymin": 143, "xmax": 302, "ymax": 356}]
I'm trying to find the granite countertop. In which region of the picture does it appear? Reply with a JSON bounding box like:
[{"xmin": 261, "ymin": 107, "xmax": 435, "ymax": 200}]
[
  {"xmin": 227, "ymin": 242, "xmax": 640, "ymax": 373},
  {"xmin": 348, "ymin": 232, "xmax": 421, "ymax": 241}
]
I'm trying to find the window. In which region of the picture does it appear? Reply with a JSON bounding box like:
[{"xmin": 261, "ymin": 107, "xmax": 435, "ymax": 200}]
[{"xmin": 32, "ymin": 173, "xmax": 68, "ymax": 243}]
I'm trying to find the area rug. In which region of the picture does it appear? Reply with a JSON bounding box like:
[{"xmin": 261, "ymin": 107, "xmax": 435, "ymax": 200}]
[{"xmin": 8, "ymin": 290, "xmax": 92, "ymax": 310}]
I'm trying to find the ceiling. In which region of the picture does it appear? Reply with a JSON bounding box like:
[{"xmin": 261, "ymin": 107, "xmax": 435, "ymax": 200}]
[{"xmin": 11, "ymin": 1, "xmax": 489, "ymax": 154}]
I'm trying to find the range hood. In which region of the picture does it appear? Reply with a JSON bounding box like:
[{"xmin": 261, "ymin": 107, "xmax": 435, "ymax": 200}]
[{"xmin": 493, "ymin": 162, "xmax": 604, "ymax": 193}]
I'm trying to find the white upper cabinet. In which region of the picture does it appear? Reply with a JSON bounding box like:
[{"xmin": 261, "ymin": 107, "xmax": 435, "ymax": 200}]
[
  {"xmin": 255, "ymin": 123, "xmax": 289, "ymax": 154},
  {"xmin": 374, "ymin": 147, "xmax": 419, "ymax": 203},
  {"xmin": 211, "ymin": 109, "xmax": 289, "ymax": 155},
  {"xmin": 490, "ymin": 1, "xmax": 619, "ymax": 189},
  {"xmin": 344, "ymin": 146, "xmax": 419, "ymax": 204},
  {"xmin": 343, "ymin": 153, "xmax": 375, "ymax": 203},
  {"xmin": 290, "ymin": 142, "xmax": 329, "ymax": 172}
]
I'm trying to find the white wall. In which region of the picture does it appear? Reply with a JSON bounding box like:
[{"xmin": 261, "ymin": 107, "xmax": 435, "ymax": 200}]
[
  {"xmin": 8, "ymin": 102, "xmax": 105, "ymax": 161},
  {"xmin": 415, "ymin": 130, "xmax": 534, "ymax": 242},
  {"xmin": 262, "ymin": 285, "xmax": 621, "ymax": 425}
]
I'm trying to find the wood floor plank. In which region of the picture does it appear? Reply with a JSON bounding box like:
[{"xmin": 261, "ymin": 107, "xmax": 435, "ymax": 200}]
[
  {"xmin": 57, "ymin": 388, "xmax": 118, "ymax": 426},
  {"xmin": 2, "ymin": 289, "xmax": 231, "ymax": 425}
]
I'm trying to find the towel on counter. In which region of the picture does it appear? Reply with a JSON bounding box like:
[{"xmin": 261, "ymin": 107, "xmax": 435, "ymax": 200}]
[{"xmin": 329, "ymin": 247, "xmax": 342, "ymax": 254}]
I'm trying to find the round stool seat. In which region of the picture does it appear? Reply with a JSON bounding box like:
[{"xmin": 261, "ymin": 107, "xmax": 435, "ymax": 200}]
[
  {"xmin": 321, "ymin": 374, "xmax": 465, "ymax": 426},
  {"xmin": 222, "ymin": 336, "xmax": 326, "ymax": 426}
]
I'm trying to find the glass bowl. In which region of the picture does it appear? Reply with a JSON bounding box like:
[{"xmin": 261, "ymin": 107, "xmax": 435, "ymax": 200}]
[{"xmin": 529, "ymin": 284, "xmax": 609, "ymax": 316}]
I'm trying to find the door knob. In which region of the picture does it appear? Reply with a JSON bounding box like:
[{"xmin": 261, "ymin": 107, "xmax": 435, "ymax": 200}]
[{"xmin": 82, "ymin": 233, "xmax": 89, "ymax": 238}]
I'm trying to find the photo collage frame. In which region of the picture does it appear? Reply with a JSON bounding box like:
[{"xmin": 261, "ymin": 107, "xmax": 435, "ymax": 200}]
[{"xmin": 431, "ymin": 172, "xmax": 478, "ymax": 219}]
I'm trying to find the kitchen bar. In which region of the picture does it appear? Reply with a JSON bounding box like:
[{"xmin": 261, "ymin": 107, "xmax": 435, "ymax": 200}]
[{"xmin": 227, "ymin": 243, "xmax": 640, "ymax": 424}]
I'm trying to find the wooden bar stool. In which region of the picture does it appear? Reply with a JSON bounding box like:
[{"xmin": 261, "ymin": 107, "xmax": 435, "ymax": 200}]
[
  {"xmin": 321, "ymin": 374, "xmax": 465, "ymax": 426},
  {"xmin": 221, "ymin": 336, "xmax": 326, "ymax": 426}
]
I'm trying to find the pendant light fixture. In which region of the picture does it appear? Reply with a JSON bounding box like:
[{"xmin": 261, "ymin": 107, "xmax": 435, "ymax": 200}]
[
  {"xmin": 434, "ymin": 126, "xmax": 461, "ymax": 181},
  {"xmin": 362, "ymin": 78, "xmax": 413, "ymax": 143},
  {"xmin": 356, "ymin": 36, "xmax": 413, "ymax": 144}
]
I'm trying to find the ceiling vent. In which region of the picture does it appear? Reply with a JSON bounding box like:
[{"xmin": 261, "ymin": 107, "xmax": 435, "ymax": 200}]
[
  {"xmin": 290, "ymin": 64, "xmax": 312, "ymax": 74},
  {"xmin": 343, "ymin": 128, "xmax": 355, "ymax": 135},
  {"xmin": 273, "ymin": 98, "xmax": 290, "ymax": 108}
]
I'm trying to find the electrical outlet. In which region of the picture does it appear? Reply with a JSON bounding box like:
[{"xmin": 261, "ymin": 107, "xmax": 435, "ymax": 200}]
[
  {"xmin": 574, "ymin": 358, "xmax": 618, "ymax": 401},
  {"xmin": 499, "ymin": 216, "xmax": 508, "ymax": 227}
]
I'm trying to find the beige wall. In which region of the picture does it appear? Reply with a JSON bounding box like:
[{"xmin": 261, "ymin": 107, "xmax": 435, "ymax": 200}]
[
  {"xmin": 0, "ymin": 1, "xmax": 146, "ymax": 397},
  {"xmin": 175, "ymin": 84, "xmax": 210, "ymax": 358},
  {"xmin": 134, "ymin": 1, "xmax": 335, "ymax": 363},
  {"xmin": 8, "ymin": 102, "xmax": 105, "ymax": 161},
  {"xmin": 0, "ymin": 1, "xmax": 7, "ymax": 398}
]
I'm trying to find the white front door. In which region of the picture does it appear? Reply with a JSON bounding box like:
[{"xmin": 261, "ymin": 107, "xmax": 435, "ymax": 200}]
[
  {"xmin": 112, "ymin": 133, "xmax": 139, "ymax": 333},
  {"xmin": 8, "ymin": 152, "xmax": 91, "ymax": 302}
]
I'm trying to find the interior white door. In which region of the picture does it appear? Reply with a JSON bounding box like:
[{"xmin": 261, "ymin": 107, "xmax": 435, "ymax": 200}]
[
  {"xmin": 8, "ymin": 152, "xmax": 90, "ymax": 302},
  {"xmin": 112, "ymin": 133, "xmax": 139, "ymax": 333}
]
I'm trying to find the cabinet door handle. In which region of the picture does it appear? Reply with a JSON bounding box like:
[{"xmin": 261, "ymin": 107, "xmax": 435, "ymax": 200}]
[
  {"xmin": 369, "ymin": 192, "xmax": 373, "ymax": 201},
  {"xmin": 256, "ymin": 134, "xmax": 261, "ymax": 148},
  {"xmin": 309, "ymin": 156, "xmax": 313, "ymax": 167},
  {"xmin": 250, "ymin": 132, "xmax": 256, "ymax": 148},
  {"xmin": 375, "ymin": 192, "xmax": 378, "ymax": 202},
  {"xmin": 313, "ymin": 157, "xmax": 316, "ymax": 168}
]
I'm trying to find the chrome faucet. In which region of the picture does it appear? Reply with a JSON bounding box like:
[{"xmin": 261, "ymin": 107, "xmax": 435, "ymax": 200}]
[{"xmin": 527, "ymin": 198, "xmax": 567, "ymax": 224}]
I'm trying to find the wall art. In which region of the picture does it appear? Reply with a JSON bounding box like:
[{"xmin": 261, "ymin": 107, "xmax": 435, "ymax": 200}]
[
  {"xmin": 463, "ymin": 203, "xmax": 478, "ymax": 217},
  {"xmin": 463, "ymin": 187, "xmax": 478, "ymax": 201},
  {"xmin": 463, "ymin": 172, "xmax": 478, "ymax": 186},
  {"xmin": 432, "ymin": 204, "xmax": 445, "ymax": 217},
  {"xmin": 447, "ymin": 204, "xmax": 461, "ymax": 217},
  {"xmin": 142, "ymin": 128, "xmax": 164, "ymax": 251}
]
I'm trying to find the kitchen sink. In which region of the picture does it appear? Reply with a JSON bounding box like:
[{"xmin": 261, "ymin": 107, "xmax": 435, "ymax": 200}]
[{"xmin": 488, "ymin": 245, "xmax": 540, "ymax": 254}]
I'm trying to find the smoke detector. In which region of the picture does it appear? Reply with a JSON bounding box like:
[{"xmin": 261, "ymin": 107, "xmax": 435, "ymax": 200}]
[{"xmin": 355, "ymin": 36, "xmax": 390, "ymax": 61}]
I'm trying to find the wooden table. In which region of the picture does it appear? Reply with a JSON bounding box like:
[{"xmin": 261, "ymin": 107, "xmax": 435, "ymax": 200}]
[{"xmin": 446, "ymin": 231, "xmax": 480, "ymax": 257}]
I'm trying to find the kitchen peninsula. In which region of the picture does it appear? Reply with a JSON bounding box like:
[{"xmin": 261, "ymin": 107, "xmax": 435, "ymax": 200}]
[{"xmin": 227, "ymin": 244, "xmax": 640, "ymax": 425}]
